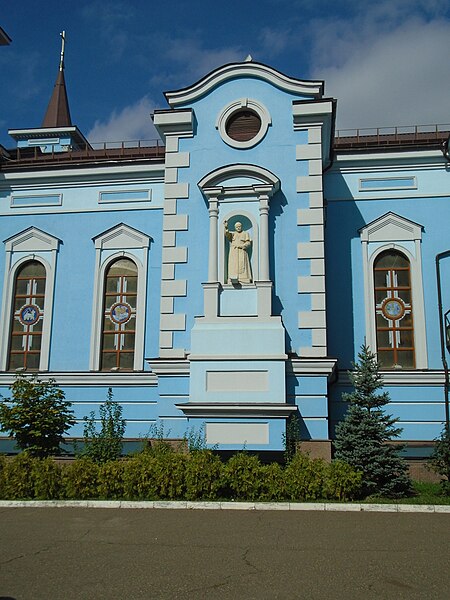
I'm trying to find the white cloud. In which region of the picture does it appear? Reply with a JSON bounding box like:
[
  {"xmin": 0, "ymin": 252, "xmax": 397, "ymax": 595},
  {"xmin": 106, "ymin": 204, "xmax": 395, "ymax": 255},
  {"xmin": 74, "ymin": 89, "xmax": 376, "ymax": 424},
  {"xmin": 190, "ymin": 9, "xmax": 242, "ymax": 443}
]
[
  {"xmin": 87, "ymin": 96, "xmax": 159, "ymax": 143},
  {"xmin": 310, "ymin": 10, "xmax": 450, "ymax": 129}
]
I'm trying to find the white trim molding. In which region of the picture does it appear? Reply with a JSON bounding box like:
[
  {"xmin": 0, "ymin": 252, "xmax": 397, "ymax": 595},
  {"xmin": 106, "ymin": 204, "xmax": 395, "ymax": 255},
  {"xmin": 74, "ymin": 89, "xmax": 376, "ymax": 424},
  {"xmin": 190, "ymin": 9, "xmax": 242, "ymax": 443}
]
[
  {"xmin": 165, "ymin": 61, "xmax": 323, "ymax": 107},
  {"xmin": 215, "ymin": 98, "xmax": 271, "ymax": 149},
  {"xmin": 0, "ymin": 227, "xmax": 60, "ymax": 371},
  {"xmin": 90, "ymin": 224, "xmax": 151, "ymax": 371},
  {"xmin": 175, "ymin": 402, "xmax": 297, "ymax": 418},
  {"xmin": 360, "ymin": 212, "xmax": 427, "ymax": 369}
]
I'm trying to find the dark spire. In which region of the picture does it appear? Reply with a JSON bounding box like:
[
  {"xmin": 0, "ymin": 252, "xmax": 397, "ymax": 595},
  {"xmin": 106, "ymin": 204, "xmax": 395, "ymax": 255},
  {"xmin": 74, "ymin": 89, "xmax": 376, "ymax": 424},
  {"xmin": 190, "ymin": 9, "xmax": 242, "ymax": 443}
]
[{"xmin": 42, "ymin": 31, "xmax": 72, "ymax": 128}]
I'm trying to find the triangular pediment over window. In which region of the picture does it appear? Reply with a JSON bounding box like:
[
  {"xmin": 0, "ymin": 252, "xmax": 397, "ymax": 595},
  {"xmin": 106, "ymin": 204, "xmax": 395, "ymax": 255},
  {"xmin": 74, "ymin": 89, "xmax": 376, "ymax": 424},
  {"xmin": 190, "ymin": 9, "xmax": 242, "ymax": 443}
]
[
  {"xmin": 4, "ymin": 226, "xmax": 61, "ymax": 252},
  {"xmin": 359, "ymin": 212, "xmax": 423, "ymax": 243},
  {"xmin": 93, "ymin": 223, "xmax": 151, "ymax": 250}
]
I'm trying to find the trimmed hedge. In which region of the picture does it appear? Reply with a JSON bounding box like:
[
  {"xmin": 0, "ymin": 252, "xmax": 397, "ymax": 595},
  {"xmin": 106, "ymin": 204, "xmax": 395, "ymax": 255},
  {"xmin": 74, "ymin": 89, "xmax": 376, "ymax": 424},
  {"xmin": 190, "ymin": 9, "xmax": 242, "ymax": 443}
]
[{"xmin": 0, "ymin": 449, "xmax": 362, "ymax": 502}]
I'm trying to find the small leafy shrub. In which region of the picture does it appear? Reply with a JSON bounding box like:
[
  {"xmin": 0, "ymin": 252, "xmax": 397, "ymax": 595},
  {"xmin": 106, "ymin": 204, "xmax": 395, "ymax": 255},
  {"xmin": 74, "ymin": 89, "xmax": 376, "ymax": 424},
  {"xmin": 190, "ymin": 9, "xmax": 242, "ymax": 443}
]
[
  {"xmin": 150, "ymin": 448, "xmax": 186, "ymax": 499},
  {"xmin": 184, "ymin": 450, "xmax": 224, "ymax": 500},
  {"xmin": 0, "ymin": 373, "xmax": 75, "ymax": 458},
  {"xmin": 282, "ymin": 413, "xmax": 301, "ymax": 463},
  {"xmin": 97, "ymin": 460, "xmax": 128, "ymax": 499},
  {"xmin": 82, "ymin": 388, "xmax": 126, "ymax": 463},
  {"xmin": 224, "ymin": 453, "xmax": 263, "ymax": 501},
  {"xmin": 32, "ymin": 457, "xmax": 62, "ymax": 499},
  {"xmin": 284, "ymin": 452, "xmax": 326, "ymax": 501},
  {"xmin": 258, "ymin": 462, "xmax": 286, "ymax": 501},
  {"xmin": 323, "ymin": 460, "xmax": 362, "ymax": 501},
  {"xmin": 0, "ymin": 453, "xmax": 36, "ymax": 499},
  {"xmin": 62, "ymin": 458, "xmax": 100, "ymax": 499},
  {"xmin": 430, "ymin": 427, "xmax": 450, "ymax": 495}
]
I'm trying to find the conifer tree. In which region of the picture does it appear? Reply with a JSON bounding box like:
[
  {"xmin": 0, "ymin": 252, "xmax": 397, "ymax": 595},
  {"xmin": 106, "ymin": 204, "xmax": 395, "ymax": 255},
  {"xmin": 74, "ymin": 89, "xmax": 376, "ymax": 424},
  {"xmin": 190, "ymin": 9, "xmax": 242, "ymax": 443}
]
[{"xmin": 334, "ymin": 345, "xmax": 413, "ymax": 498}]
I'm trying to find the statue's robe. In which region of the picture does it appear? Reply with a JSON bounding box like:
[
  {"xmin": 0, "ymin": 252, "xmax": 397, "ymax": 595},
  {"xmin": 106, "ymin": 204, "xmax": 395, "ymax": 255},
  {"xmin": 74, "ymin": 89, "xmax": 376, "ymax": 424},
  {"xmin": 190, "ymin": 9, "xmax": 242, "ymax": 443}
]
[{"xmin": 226, "ymin": 230, "xmax": 252, "ymax": 283}]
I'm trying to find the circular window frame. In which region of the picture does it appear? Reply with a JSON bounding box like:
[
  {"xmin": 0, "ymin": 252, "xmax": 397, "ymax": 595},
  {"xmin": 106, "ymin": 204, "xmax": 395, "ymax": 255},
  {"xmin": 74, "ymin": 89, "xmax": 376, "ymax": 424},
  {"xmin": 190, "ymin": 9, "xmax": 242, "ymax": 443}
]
[{"xmin": 216, "ymin": 98, "xmax": 271, "ymax": 149}]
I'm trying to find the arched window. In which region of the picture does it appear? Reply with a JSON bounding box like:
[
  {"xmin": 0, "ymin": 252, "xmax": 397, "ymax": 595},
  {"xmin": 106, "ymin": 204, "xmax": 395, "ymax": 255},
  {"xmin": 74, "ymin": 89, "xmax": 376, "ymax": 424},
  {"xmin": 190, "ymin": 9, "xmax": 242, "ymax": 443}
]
[
  {"xmin": 8, "ymin": 260, "xmax": 46, "ymax": 371},
  {"xmin": 373, "ymin": 250, "xmax": 415, "ymax": 369},
  {"xmin": 100, "ymin": 258, "xmax": 137, "ymax": 370}
]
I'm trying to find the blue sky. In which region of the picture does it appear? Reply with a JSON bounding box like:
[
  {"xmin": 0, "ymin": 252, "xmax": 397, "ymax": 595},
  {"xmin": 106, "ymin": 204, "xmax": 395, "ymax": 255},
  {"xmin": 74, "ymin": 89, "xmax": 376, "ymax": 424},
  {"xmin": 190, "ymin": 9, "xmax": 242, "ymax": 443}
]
[{"xmin": 1, "ymin": 0, "xmax": 450, "ymax": 147}]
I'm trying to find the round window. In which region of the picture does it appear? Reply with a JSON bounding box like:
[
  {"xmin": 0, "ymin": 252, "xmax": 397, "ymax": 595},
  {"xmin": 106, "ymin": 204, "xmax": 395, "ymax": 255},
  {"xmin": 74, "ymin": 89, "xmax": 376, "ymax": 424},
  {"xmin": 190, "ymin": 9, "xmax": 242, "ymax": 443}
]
[
  {"xmin": 225, "ymin": 109, "xmax": 262, "ymax": 142},
  {"xmin": 216, "ymin": 99, "xmax": 271, "ymax": 149}
]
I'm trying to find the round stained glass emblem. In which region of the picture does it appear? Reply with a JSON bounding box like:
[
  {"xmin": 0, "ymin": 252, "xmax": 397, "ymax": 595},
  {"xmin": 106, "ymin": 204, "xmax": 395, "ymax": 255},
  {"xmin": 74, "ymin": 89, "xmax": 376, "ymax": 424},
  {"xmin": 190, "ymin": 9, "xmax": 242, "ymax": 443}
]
[
  {"xmin": 18, "ymin": 304, "xmax": 40, "ymax": 326},
  {"xmin": 110, "ymin": 302, "xmax": 132, "ymax": 324},
  {"xmin": 381, "ymin": 298, "xmax": 405, "ymax": 320}
]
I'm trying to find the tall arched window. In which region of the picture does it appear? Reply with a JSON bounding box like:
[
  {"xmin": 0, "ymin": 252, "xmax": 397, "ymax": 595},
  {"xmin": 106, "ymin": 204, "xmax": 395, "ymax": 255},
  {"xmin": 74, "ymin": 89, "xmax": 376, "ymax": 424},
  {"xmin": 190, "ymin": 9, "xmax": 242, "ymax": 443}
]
[
  {"xmin": 8, "ymin": 260, "xmax": 46, "ymax": 371},
  {"xmin": 100, "ymin": 258, "xmax": 137, "ymax": 370},
  {"xmin": 374, "ymin": 250, "xmax": 415, "ymax": 369}
]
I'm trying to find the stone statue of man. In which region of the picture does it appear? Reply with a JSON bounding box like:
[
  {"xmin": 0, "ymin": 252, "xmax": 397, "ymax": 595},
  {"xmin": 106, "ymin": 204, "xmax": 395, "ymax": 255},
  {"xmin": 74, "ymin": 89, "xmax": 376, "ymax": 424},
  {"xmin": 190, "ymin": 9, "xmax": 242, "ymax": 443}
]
[{"xmin": 224, "ymin": 220, "xmax": 252, "ymax": 283}]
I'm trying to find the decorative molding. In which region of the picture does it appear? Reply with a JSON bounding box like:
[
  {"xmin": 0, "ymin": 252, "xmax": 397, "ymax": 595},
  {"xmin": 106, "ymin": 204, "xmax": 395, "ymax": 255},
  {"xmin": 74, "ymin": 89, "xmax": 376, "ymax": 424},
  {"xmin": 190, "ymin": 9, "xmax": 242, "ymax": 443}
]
[
  {"xmin": 0, "ymin": 372, "xmax": 157, "ymax": 386},
  {"xmin": 165, "ymin": 61, "xmax": 323, "ymax": 107},
  {"xmin": 336, "ymin": 370, "xmax": 446, "ymax": 386},
  {"xmin": 287, "ymin": 357, "xmax": 338, "ymax": 380},
  {"xmin": 175, "ymin": 402, "xmax": 298, "ymax": 418}
]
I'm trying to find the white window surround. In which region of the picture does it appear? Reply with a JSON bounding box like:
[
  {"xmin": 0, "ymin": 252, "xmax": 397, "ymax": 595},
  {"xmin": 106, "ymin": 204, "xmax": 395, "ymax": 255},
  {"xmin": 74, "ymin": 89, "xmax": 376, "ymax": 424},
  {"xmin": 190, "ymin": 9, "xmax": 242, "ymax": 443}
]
[
  {"xmin": 360, "ymin": 212, "xmax": 427, "ymax": 369},
  {"xmin": 215, "ymin": 98, "xmax": 271, "ymax": 149},
  {"xmin": 90, "ymin": 224, "xmax": 150, "ymax": 371},
  {"xmin": 0, "ymin": 227, "xmax": 60, "ymax": 371}
]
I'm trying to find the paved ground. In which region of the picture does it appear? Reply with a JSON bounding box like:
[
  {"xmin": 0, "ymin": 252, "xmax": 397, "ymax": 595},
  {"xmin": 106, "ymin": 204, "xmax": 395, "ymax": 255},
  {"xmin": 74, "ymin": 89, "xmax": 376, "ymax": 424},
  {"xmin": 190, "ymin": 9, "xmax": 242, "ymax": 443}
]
[{"xmin": 0, "ymin": 507, "xmax": 449, "ymax": 599}]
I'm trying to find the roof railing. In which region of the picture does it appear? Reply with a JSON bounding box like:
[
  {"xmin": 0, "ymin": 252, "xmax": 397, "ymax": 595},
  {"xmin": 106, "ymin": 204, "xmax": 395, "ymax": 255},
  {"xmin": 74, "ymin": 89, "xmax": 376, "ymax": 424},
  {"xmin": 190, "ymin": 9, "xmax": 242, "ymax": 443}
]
[{"xmin": 335, "ymin": 123, "xmax": 450, "ymax": 141}]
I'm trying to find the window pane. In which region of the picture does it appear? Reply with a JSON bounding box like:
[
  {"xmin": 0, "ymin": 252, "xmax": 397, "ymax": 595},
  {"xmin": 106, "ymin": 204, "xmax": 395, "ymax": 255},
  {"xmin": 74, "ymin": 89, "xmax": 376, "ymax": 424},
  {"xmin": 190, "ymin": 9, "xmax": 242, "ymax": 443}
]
[
  {"xmin": 398, "ymin": 290, "xmax": 411, "ymax": 303},
  {"xmin": 396, "ymin": 270, "xmax": 410, "ymax": 287},
  {"xmin": 101, "ymin": 352, "xmax": 117, "ymax": 370},
  {"xmin": 19, "ymin": 262, "xmax": 45, "ymax": 278},
  {"xmin": 125, "ymin": 276, "xmax": 138, "ymax": 294},
  {"xmin": 374, "ymin": 271, "xmax": 387, "ymax": 288},
  {"xmin": 108, "ymin": 259, "xmax": 137, "ymax": 277},
  {"xmin": 378, "ymin": 350, "xmax": 394, "ymax": 368},
  {"xmin": 8, "ymin": 353, "xmax": 24, "ymax": 370},
  {"xmin": 376, "ymin": 313, "xmax": 388, "ymax": 327},
  {"xmin": 397, "ymin": 350, "xmax": 415, "ymax": 368},
  {"xmin": 377, "ymin": 330, "xmax": 391, "ymax": 348},
  {"xmin": 10, "ymin": 335, "xmax": 25, "ymax": 351},
  {"xmin": 398, "ymin": 329, "xmax": 414, "ymax": 347},
  {"xmin": 25, "ymin": 353, "xmax": 40, "ymax": 370},
  {"xmin": 102, "ymin": 333, "xmax": 117, "ymax": 350},
  {"xmin": 119, "ymin": 352, "xmax": 134, "ymax": 370},
  {"xmin": 375, "ymin": 251, "xmax": 408, "ymax": 269},
  {"xmin": 106, "ymin": 276, "xmax": 120, "ymax": 293},
  {"xmin": 375, "ymin": 290, "xmax": 387, "ymax": 305},
  {"xmin": 122, "ymin": 333, "xmax": 135, "ymax": 349}
]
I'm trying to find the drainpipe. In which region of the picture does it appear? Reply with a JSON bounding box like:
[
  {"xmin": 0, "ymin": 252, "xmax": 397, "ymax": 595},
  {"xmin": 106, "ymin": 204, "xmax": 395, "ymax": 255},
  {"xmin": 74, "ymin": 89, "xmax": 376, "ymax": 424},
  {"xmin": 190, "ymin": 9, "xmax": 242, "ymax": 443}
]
[{"xmin": 435, "ymin": 251, "xmax": 450, "ymax": 432}]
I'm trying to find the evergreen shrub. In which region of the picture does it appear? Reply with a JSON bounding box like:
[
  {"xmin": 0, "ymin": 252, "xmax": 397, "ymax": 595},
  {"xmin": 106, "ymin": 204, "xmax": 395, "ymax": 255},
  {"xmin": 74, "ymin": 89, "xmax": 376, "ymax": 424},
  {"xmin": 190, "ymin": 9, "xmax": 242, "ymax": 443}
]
[
  {"xmin": 334, "ymin": 345, "xmax": 413, "ymax": 498},
  {"xmin": 184, "ymin": 450, "xmax": 224, "ymax": 500},
  {"xmin": 430, "ymin": 426, "xmax": 450, "ymax": 495},
  {"xmin": 223, "ymin": 453, "xmax": 263, "ymax": 500}
]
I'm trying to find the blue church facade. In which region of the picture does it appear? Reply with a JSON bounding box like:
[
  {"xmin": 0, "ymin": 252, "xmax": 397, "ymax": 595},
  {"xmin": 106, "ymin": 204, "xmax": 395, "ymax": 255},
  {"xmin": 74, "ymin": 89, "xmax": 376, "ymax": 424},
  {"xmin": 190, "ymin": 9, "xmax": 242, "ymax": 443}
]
[{"xmin": 1, "ymin": 52, "xmax": 449, "ymax": 460}]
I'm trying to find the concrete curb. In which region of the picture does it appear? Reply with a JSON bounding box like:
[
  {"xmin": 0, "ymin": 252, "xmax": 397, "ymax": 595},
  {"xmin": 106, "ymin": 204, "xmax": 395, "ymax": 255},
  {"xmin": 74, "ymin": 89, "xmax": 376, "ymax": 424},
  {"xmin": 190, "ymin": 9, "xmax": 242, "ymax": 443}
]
[{"xmin": 0, "ymin": 500, "xmax": 449, "ymax": 513}]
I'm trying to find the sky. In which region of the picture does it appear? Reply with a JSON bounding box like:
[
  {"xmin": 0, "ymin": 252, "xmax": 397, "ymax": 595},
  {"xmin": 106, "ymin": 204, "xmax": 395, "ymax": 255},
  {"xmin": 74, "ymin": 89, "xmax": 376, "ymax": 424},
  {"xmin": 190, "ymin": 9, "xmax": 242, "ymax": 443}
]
[{"xmin": 1, "ymin": 0, "xmax": 450, "ymax": 148}]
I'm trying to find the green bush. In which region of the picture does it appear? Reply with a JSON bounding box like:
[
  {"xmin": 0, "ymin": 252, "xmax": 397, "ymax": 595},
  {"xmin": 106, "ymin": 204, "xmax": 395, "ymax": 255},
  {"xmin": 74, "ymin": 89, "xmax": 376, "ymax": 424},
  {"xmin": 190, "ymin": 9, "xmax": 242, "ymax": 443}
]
[
  {"xmin": 323, "ymin": 460, "xmax": 362, "ymax": 501},
  {"xmin": 185, "ymin": 450, "xmax": 224, "ymax": 500},
  {"xmin": 0, "ymin": 373, "xmax": 75, "ymax": 458},
  {"xmin": 82, "ymin": 388, "xmax": 126, "ymax": 464},
  {"xmin": 284, "ymin": 452, "xmax": 326, "ymax": 501},
  {"xmin": 259, "ymin": 462, "xmax": 286, "ymax": 501},
  {"xmin": 98, "ymin": 460, "xmax": 127, "ymax": 500},
  {"xmin": 62, "ymin": 458, "xmax": 100, "ymax": 499},
  {"xmin": 429, "ymin": 427, "xmax": 450, "ymax": 495},
  {"xmin": 223, "ymin": 453, "xmax": 263, "ymax": 501},
  {"xmin": 0, "ymin": 453, "xmax": 36, "ymax": 499},
  {"xmin": 32, "ymin": 457, "xmax": 62, "ymax": 499}
]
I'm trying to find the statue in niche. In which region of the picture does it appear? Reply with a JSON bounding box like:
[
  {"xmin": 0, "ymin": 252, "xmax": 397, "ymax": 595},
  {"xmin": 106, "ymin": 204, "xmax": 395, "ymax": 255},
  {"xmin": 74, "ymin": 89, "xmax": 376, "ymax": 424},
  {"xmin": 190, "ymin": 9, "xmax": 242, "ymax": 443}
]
[{"xmin": 224, "ymin": 220, "xmax": 252, "ymax": 283}]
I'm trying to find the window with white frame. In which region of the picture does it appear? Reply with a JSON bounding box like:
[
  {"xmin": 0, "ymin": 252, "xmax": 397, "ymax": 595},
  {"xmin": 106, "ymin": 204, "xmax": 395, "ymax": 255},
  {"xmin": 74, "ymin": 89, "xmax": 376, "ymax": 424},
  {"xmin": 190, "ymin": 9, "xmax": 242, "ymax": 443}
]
[
  {"xmin": 90, "ymin": 224, "xmax": 150, "ymax": 371},
  {"xmin": 0, "ymin": 227, "xmax": 59, "ymax": 372},
  {"xmin": 360, "ymin": 212, "xmax": 427, "ymax": 369},
  {"xmin": 100, "ymin": 258, "xmax": 138, "ymax": 370}
]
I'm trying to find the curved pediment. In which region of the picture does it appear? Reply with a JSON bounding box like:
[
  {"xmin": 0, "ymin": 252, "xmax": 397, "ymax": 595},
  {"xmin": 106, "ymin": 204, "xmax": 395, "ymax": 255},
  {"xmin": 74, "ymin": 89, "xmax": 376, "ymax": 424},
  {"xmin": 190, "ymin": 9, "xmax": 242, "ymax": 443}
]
[
  {"xmin": 165, "ymin": 61, "xmax": 324, "ymax": 107},
  {"xmin": 198, "ymin": 164, "xmax": 280, "ymax": 198}
]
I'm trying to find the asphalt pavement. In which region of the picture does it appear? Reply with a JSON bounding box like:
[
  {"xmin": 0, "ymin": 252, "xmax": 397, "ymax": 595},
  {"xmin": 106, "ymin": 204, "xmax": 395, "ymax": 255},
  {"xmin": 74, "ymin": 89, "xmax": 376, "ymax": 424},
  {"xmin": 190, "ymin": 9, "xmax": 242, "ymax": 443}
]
[{"xmin": 0, "ymin": 507, "xmax": 449, "ymax": 599}]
